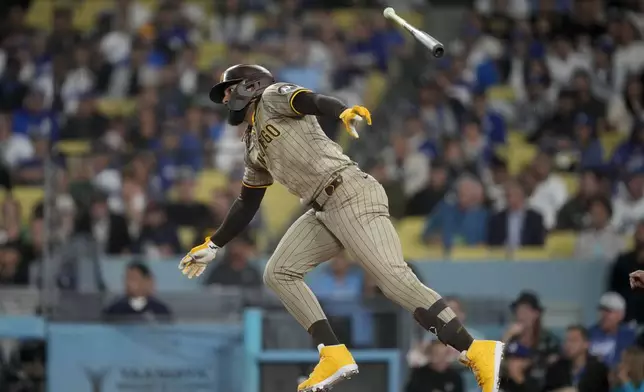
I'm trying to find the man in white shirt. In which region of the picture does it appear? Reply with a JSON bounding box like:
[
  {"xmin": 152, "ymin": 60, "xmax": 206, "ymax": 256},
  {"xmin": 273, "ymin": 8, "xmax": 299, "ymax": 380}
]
[
  {"xmin": 0, "ymin": 113, "xmax": 33, "ymax": 168},
  {"xmin": 546, "ymin": 35, "xmax": 591, "ymax": 88},
  {"xmin": 528, "ymin": 152, "xmax": 569, "ymax": 229},
  {"xmin": 612, "ymin": 172, "xmax": 644, "ymax": 235}
]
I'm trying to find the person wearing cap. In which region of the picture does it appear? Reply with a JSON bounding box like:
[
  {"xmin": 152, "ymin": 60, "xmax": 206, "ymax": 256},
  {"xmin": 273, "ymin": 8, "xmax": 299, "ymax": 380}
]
[
  {"xmin": 588, "ymin": 292, "xmax": 637, "ymax": 368},
  {"xmin": 609, "ymin": 221, "xmax": 644, "ymax": 323},
  {"xmin": 500, "ymin": 342, "xmax": 540, "ymax": 392},
  {"xmin": 503, "ymin": 291, "xmax": 561, "ymax": 383},
  {"xmin": 543, "ymin": 325, "xmax": 609, "ymax": 392}
]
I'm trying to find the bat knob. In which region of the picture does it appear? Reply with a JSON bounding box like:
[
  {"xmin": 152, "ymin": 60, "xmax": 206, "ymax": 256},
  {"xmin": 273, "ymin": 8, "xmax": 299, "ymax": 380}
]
[
  {"xmin": 383, "ymin": 7, "xmax": 395, "ymax": 19},
  {"xmin": 432, "ymin": 45, "xmax": 445, "ymax": 58}
]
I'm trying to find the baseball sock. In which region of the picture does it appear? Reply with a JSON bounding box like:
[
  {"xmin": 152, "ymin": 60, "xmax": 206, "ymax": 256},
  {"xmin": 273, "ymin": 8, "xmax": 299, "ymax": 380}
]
[
  {"xmin": 414, "ymin": 299, "xmax": 474, "ymax": 352},
  {"xmin": 308, "ymin": 319, "xmax": 340, "ymax": 346}
]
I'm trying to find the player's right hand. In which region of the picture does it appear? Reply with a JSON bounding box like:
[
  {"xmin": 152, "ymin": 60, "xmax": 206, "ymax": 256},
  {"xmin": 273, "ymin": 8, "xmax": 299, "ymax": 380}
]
[{"xmin": 178, "ymin": 237, "xmax": 219, "ymax": 279}]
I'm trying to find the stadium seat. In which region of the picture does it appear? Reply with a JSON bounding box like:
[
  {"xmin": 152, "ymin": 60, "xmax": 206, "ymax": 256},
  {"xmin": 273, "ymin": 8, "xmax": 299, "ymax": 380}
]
[
  {"xmin": 13, "ymin": 187, "xmax": 44, "ymax": 223},
  {"xmin": 487, "ymin": 85, "xmax": 515, "ymax": 102},
  {"xmin": 330, "ymin": 9, "xmax": 359, "ymax": 30},
  {"xmin": 546, "ymin": 231, "xmax": 577, "ymax": 258},
  {"xmin": 508, "ymin": 131, "xmax": 527, "ymax": 146},
  {"xmin": 508, "ymin": 143, "xmax": 537, "ymax": 175},
  {"xmin": 510, "ymin": 247, "xmax": 550, "ymax": 260},
  {"xmin": 396, "ymin": 217, "xmax": 444, "ymax": 261},
  {"xmin": 363, "ymin": 72, "xmax": 387, "ymax": 111},
  {"xmin": 55, "ymin": 140, "xmax": 91, "ymax": 156},
  {"xmin": 197, "ymin": 43, "xmax": 227, "ymax": 70},
  {"xmin": 600, "ymin": 132, "xmax": 628, "ymax": 160},
  {"xmin": 194, "ymin": 169, "xmax": 228, "ymax": 202},
  {"xmin": 262, "ymin": 183, "xmax": 301, "ymax": 237},
  {"xmin": 74, "ymin": 0, "xmax": 111, "ymax": 31},
  {"xmin": 560, "ymin": 173, "xmax": 579, "ymax": 196},
  {"xmin": 96, "ymin": 99, "xmax": 137, "ymax": 117},
  {"xmin": 178, "ymin": 226, "xmax": 197, "ymax": 250},
  {"xmin": 449, "ymin": 246, "xmax": 494, "ymax": 261},
  {"xmin": 26, "ymin": 0, "xmax": 53, "ymax": 30}
]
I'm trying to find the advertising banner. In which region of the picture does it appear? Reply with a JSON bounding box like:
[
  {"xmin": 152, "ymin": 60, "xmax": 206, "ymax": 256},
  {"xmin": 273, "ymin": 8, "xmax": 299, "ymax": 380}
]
[{"xmin": 47, "ymin": 323, "xmax": 243, "ymax": 392}]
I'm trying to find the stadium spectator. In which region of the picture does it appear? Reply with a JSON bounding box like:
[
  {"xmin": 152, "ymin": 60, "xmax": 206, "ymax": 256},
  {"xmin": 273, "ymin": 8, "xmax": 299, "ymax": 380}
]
[
  {"xmin": 609, "ymin": 221, "xmax": 644, "ymax": 323},
  {"xmin": 557, "ymin": 169, "xmax": 603, "ymax": 231},
  {"xmin": 531, "ymin": 88, "xmax": 577, "ymax": 148},
  {"xmin": 607, "ymin": 75, "xmax": 644, "ymax": 134},
  {"xmin": 103, "ymin": 261, "xmax": 172, "ymax": 322},
  {"xmin": 575, "ymin": 196, "xmax": 625, "ymax": 262},
  {"xmin": 405, "ymin": 340, "xmax": 464, "ymax": 392},
  {"xmin": 543, "ymin": 325, "xmax": 609, "ymax": 392},
  {"xmin": 205, "ymin": 236, "xmax": 261, "ymax": 287},
  {"xmin": 612, "ymin": 346, "xmax": 644, "ymax": 392},
  {"xmin": 59, "ymin": 93, "xmax": 109, "ymax": 140},
  {"xmin": 471, "ymin": 89, "xmax": 506, "ymax": 144},
  {"xmin": 0, "ymin": 244, "xmax": 28, "ymax": 285},
  {"xmin": 612, "ymin": 172, "xmax": 644, "ymax": 235},
  {"xmin": 588, "ymin": 292, "xmax": 636, "ymax": 369},
  {"xmin": 487, "ymin": 179, "xmax": 546, "ymax": 248},
  {"xmin": 503, "ymin": 291, "xmax": 560, "ymax": 383},
  {"xmin": 134, "ymin": 202, "xmax": 181, "ymax": 257},
  {"xmin": 612, "ymin": 17, "xmax": 644, "ymax": 94},
  {"xmin": 482, "ymin": 155, "xmax": 510, "ymax": 212},
  {"xmin": 308, "ymin": 252, "xmax": 374, "ymax": 348},
  {"xmin": 13, "ymin": 130, "xmax": 48, "ymax": 186},
  {"xmin": 108, "ymin": 166, "xmax": 147, "ymax": 238},
  {"xmin": 0, "ymin": 111, "xmax": 33, "ymax": 169},
  {"xmin": 461, "ymin": 116, "xmax": 492, "ymax": 166},
  {"xmin": 0, "ymin": 195, "xmax": 22, "ymax": 245},
  {"xmin": 165, "ymin": 170, "xmax": 210, "ymax": 229},
  {"xmin": 610, "ymin": 122, "xmax": 644, "ymax": 175},
  {"xmin": 572, "ymin": 71, "xmax": 607, "ymax": 127},
  {"xmin": 526, "ymin": 152, "xmax": 568, "ymax": 230},
  {"xmin": 500, "ymin": 342, "xmax": 540, "ymax": 392},
  {"xmin": 422, "ymin": 175, "xmax": 488, "ymax": 249},
  {"xmin": 571, "ymin": 113, "xmax": 604, "ymax": 170},
  {"xmin": 367, "ymin": 159, "xmax": 406, "ymax": 220},
  {"xmin": 75, "ymin": 191, "xmax": 132, "ymax": 254},
  {"xmin": 405, "ymin": 160, "xmax": 449, "ymax": 217},
  {"xmin": 383, "ymin": 132, "xmax": 430, "ymax": 198},
  {"xmin": 417, "ymin": 81, "xmax": 459, "ymax": 139}
]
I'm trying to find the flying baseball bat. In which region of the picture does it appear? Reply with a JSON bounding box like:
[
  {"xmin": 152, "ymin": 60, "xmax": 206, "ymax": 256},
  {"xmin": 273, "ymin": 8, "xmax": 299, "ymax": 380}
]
[{"xmin": 383, "ymin": 7, "xmax": 445, "ymax": 58}]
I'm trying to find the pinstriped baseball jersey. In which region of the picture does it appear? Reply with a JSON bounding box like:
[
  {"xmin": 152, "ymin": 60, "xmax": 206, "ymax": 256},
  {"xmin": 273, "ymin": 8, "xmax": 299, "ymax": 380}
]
[{"xmin": 241, "ymin": 82, "xmax": 354, "ymax": 203}]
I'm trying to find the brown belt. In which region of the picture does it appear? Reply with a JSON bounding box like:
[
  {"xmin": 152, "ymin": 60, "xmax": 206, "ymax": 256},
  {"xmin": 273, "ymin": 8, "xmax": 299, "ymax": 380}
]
[{"xmin": 310, "ymin": 176, "xmax": 343, "ymax": 211}]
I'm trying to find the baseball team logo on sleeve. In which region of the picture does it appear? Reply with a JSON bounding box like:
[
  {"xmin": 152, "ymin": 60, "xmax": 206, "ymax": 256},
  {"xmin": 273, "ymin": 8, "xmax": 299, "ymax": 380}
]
[{"xmin": 278, "ymin": 84, "xmax": 298, "ymax": 94}]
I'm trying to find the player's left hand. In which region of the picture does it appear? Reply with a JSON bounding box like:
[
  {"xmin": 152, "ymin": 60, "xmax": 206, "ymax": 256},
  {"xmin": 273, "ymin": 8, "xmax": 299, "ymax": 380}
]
[
  {"xmin": 178, "ymin": 237, "xmax": 219, "ymax": 279},
  {"xmin": 630, "ymin": 270, "xmax": 644, "ymax": 289},
  {"xmin": 339, "ymin": 106, "xmax": 372, "ymax": 139}
]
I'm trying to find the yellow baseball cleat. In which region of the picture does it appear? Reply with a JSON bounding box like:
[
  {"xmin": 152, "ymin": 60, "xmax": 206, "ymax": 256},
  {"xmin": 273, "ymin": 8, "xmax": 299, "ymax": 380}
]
[
  {"xmin": 298, "ymin": 344, "xmax": 359, "ymax": 392},
  {"xmin": 459, "ymin": 340, "xmax": 505, "ymax": 392}
]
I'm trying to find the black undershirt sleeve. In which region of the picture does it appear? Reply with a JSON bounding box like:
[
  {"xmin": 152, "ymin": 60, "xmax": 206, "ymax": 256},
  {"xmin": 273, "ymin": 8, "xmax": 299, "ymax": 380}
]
[
  {"xmin": 291, "ymin": 91, "xmax": 348, "ymax": 118},
  {"xmin": 209, "ymin": 185, "xmax": 266, "ymax": 247}
]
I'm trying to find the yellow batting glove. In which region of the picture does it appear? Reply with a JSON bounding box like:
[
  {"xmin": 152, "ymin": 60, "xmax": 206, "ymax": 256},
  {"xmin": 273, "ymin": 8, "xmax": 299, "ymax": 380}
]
[
  {"xmin": 339, "ymin": 105, "xmax": 372, "ymax": 139},
  {"xmin": 178, "ymin": 237, "xmax": 219, "ymax": 279}
]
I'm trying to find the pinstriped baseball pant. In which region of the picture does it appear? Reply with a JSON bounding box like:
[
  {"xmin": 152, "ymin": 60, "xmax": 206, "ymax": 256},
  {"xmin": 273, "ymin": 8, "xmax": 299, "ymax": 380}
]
[{"xmin": 263, "ymin": 166, "xmax": 454, "ymax": 329}]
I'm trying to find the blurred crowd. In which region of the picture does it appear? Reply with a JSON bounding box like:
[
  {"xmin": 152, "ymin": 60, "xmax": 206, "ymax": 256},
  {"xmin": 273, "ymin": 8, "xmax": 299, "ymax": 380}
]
[
  {"xmin": 2, "ymin": 0, "xmax": 644, "ymax": 391},
  {"xmin": 0, "ymin": 0, "xmax": 410, "ymax": 290},
  {"xmin": 406, "ymin": 290, "xmax": 644, "ymax": 392}
]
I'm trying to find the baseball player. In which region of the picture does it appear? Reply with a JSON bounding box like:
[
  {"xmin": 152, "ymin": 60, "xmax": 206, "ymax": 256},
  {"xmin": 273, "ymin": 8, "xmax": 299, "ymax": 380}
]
[{"xmin": 179, "ymin": 64, "xmax": 504, "ymax": 392}]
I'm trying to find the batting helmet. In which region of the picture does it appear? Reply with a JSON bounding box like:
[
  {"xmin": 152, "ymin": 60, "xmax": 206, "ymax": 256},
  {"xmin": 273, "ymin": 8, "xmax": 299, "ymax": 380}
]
[{"xmin": 209, "ymin": 64, "xmax": 275, "ymax": 110}]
